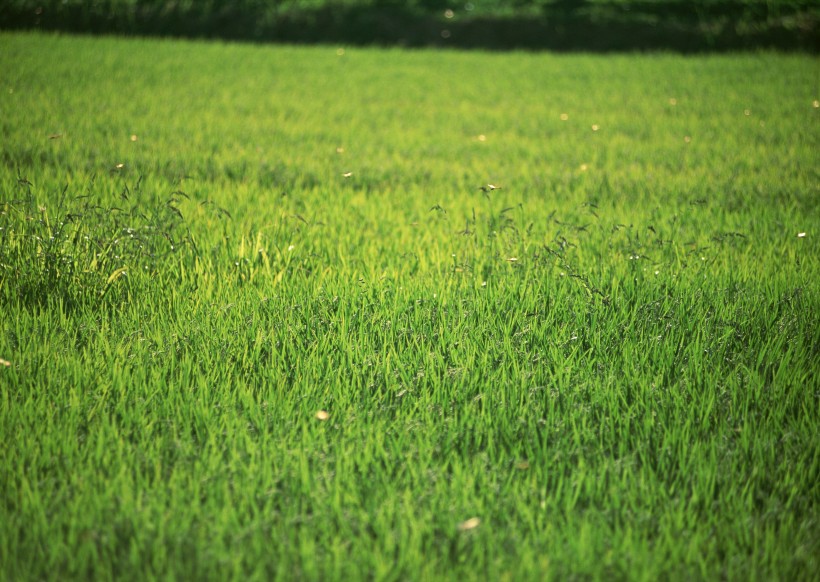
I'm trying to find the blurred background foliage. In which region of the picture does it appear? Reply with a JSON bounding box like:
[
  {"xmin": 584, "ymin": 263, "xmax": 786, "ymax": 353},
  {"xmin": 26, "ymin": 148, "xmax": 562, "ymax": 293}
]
[{"xmin": 1, "ymin": 0, "xmax": 817, "ymax": 51}]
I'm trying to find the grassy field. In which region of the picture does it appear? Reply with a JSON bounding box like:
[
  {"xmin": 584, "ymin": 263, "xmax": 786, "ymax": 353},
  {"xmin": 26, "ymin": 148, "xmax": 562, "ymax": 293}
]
[{"xmin": 1, "ymin": 32, "xmax": 818, "ymax": 580}]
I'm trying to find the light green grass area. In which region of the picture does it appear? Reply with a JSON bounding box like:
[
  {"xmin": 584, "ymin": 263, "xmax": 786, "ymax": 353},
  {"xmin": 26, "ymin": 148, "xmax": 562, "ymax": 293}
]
[{"xmin": 1, "ymin": 32, "xmax": 818, "ymax": 580}]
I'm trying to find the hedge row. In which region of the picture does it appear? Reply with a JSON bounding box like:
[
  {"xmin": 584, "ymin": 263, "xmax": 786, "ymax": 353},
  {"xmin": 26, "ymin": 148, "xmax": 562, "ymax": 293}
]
[{"xmin": 1, "ymin": 0, "xmax": 817, "ymax": 51}]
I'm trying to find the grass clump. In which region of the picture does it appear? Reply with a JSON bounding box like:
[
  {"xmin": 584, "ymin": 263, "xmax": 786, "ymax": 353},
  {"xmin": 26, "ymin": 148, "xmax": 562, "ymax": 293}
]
[{"xmin": 0, "ymin": 174, "xmax": 195, "ymax": 309}]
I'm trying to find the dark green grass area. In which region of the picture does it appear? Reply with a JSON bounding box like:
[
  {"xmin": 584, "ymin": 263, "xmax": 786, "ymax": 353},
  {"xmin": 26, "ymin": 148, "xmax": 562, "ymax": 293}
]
[{"xmin": 1, "ymin": 33, "xmax": 819, "ymax": 580}]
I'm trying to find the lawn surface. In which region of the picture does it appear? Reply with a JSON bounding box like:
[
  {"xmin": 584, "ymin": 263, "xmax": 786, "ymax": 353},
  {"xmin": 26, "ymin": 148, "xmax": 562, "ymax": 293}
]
[{"xmin": 1, "ymin": 32, "xmax": 818, "ymax": 580}]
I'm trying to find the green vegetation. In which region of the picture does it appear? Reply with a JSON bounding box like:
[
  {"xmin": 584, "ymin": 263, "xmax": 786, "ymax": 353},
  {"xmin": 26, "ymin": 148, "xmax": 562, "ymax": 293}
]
[
  {"xmin": 2, "ymin": 0, "xmax": 817, "ymax": 51},
  {"xmin": 1, "ymin": 32, "xmax": 818, "ymax": 580}
]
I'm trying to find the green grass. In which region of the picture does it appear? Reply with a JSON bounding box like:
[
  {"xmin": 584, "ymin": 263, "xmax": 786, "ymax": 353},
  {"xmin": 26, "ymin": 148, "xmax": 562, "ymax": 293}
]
[{"xmin": 1, "ymin": 32, "xmax": 819, "ymax": 580}]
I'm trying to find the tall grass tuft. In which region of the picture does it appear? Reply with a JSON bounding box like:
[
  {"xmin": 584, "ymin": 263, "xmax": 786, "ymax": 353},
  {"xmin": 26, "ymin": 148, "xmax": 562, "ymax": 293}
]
[{"xmin": 0, "ymin": 174, "xmax": 195, "ymax": 309}]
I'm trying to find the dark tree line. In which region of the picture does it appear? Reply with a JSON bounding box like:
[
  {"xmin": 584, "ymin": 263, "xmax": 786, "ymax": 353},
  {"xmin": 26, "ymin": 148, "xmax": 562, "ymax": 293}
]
[{"xmin": 1, "ymin": 0, "xmax": 816, "ymax": 51}]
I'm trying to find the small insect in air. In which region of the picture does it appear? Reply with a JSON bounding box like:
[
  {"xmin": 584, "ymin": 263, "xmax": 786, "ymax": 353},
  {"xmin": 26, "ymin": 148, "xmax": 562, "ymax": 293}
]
[{"xmin": 478, "ymin": 184, "xmax": 502, "ymax": 193}]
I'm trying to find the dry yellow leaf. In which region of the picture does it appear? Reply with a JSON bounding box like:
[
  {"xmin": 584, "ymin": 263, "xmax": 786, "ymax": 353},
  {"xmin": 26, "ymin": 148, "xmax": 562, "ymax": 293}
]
[{"xmin": 457, "ymin": 517, "xmax": 480, "ymax": 532}]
